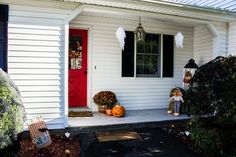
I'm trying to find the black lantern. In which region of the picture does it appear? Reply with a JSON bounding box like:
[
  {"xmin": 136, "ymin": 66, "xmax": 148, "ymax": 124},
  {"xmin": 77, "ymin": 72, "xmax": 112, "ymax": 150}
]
[
  {"xmin": 183, "ymin": 59, "xmax": 198, "ymax": 89},
  {"xmin": 184, "ymin": 59, "xmax": 198, "ymax": 69},
  {"xmin": 134, "ymin": 17, "xmax": 145, "ymax": 42}
]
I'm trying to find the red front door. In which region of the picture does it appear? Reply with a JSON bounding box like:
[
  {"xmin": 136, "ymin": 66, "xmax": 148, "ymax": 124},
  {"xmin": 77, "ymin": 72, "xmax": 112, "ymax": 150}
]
[{"xmin": 69, "ymin": 29, "xmax": 88, "ymax": 107}]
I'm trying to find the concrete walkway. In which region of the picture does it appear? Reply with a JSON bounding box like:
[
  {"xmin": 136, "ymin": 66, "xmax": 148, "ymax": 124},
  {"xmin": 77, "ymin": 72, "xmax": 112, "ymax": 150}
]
[{"xmin": 68, "ymin": 108, "xmax": 190, "ymax": 128}]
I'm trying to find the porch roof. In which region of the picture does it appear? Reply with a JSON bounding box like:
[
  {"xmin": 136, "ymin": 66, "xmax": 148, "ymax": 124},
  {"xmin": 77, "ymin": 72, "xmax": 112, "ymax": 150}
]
[
  {"xmin": 62, "ymin": 0, "xmax": 236, "ymax": 22},
  {"xmin": 146, "ymin": 0, "xmax": 236, "ymax": 12}
]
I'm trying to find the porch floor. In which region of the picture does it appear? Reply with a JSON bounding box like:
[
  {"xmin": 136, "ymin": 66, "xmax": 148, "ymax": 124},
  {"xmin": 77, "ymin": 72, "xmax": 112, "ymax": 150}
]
[{"xmin": 68, "ymin": 108, "xmax": 190, "ymax": 127}]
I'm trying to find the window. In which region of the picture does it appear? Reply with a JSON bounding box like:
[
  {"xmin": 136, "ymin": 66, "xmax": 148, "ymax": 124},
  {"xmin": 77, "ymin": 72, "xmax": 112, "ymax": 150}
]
[
  {"xmin": 122, "ymin": 31, "xmax": 174, "ymax": 78},
  {"xmin": 0, "ymin": 5, "xmax": 8, "ymax": 72},
  {"xmin": 136, "ymin": 33, "xmax": 161, "ymax": 77}
]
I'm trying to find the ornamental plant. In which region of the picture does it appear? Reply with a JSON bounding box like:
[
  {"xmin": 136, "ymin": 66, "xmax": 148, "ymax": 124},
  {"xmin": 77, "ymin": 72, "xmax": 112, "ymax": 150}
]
[
  {"xmin": 0, "ymin": 69, "xmax": 25, "ymax": 149},
  {"xmin": 93, "ymin": 91, "xmax": 117, "ymax": 109},
  {"xmin": 186, "ymin": 56, "xmax": 236, "ymax": 157}
]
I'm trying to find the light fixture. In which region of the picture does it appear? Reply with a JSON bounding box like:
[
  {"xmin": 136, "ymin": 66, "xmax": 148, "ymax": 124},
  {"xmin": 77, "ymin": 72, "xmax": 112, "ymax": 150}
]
[
  {"xmin": 183, "ymin": 59, "xmax": 198, "ymax": 89},
  {"xmin": 135, "ymin": 17, "xmax": 145, "ymax": 42},
  {"xmin": 184, "ymin": 59, "xmax": 198, "ymax": 69}
]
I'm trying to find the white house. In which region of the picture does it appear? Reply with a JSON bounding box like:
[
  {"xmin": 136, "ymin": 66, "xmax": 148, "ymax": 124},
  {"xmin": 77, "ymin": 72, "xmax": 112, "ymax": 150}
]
[{"xmin": 0, "ymin": 0, "xmax": 235, "ymax": 129}]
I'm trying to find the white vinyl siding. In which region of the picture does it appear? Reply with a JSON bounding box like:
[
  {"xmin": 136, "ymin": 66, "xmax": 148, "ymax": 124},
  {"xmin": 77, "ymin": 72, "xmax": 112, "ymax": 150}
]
[
  {"xmin": 213, "ymin": 21, "xmax": 228, "ymax": 57},
  {"xmin": 193, "ymin": 25, "xmax": 213, "ymax": 66},
  {"xmin": 71, "ymin": 14, "xmax": 194, "ymax": 110},
  {"xmin": 228, "ymin": 22, "xmax": 236, "ymax": 55},
  {"xmin": 193, "ymin": 22, "xmax": 228, "ymax": 66},
  {"xmin": 7, "ymin": 4, "xmax": 70, "ymax": 129}
]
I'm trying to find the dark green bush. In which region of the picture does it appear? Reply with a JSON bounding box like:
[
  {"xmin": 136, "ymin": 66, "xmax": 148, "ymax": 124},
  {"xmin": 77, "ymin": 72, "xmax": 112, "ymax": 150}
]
[
  {"xmin": 186, "ymin": 56, "xmax": 236, "ymax": 157},
  {"xmin": 0, "ymin": 69, "xmax": 25, "ymax": 149}
]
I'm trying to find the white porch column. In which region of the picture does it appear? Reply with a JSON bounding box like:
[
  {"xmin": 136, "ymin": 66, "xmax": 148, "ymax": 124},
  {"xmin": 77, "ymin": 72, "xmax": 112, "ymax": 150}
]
[
  {"xmin": 63, "ymin": 5, "xmax": 84, "ymax": 128},
  {"xmin": 228, "ymin": 21, "xmax": 236, "ymax": 56},
  {"xmin": 206, "ymin": 23, "xmax": 220, "ymax": 58}
]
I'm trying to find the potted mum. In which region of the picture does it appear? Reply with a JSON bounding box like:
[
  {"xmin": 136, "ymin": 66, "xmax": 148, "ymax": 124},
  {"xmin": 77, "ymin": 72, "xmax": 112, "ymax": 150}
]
[{"xmin": 93, "ymin": 91, "xmax": 117, "ymax": 114}]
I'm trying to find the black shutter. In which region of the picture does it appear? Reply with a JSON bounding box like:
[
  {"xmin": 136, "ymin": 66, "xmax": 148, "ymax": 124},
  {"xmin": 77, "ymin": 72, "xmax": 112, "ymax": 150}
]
[
  {"xmin": 163, "ymin": 35, "xmax": 174, "ymax": 77},
  {"xmin": 122, "ymin": 31, "xmax": 134, "ymax": 77},
  {"xmin": 0, "ymin": 4, "xmax": 8, "ymax": 72}
]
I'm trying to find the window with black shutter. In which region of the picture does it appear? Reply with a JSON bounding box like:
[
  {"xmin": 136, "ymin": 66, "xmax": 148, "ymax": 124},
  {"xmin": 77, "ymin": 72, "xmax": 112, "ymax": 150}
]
[
  {"xmin": 0, "ymin": 4, "xmax": 8, "ymax": 72},
  {"xmin": 122, "ymin": 31, "xmax": 134, "ymax": 77},
  {"xmin": 122, "ymin": 31, "xmax": 174, "ymax": 78},
  {"xmin": 163, "ymin": 35, "xmax": 174, "ymax": 77}
]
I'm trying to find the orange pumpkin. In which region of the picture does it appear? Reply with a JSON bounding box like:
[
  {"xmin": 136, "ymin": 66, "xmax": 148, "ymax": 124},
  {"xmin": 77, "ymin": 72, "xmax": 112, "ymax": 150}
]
[
  {"xmin": 106, "ymin": 109, "xmax": 113, "ymax": 116},
  {"xmin": 112, "ymin": 104, "xmax": 125, "ymax": 117}
]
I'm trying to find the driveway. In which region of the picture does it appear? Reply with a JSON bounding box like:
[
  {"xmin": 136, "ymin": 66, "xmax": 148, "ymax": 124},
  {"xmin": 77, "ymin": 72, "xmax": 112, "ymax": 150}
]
[{"xmin": 78, "ymin": 127, "xmax": 199, "ymax": 157}]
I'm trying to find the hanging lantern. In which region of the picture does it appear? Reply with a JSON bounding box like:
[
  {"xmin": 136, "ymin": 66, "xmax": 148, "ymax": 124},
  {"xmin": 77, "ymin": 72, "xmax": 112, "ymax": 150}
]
[
  {"xmin": 135, "ymin": 17, "xmax": 145, "ymax": 42},
  {"xmin": 183, "ymin": 59, "xmax": 198, "ymax": 89}
]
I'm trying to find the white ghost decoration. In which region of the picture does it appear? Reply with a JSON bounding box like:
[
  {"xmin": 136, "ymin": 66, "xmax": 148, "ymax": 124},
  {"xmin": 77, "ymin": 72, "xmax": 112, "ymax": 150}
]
[
  {"xmin": 116, "ymin": 27, "xmax": 126, "ymax": 50},
  {"xmin": 175, "ymin": 32, "xmax": 184, "ymax": 48}
]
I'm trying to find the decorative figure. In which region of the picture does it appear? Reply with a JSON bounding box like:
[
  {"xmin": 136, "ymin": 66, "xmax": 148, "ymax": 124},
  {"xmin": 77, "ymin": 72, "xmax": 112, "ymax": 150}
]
[
  {"xmin": 169, "ymin": 89, "xmax": 184, "ymax": 116},
  {"xmin": 116, "ymin": 27, "xmax": 126, "ymax": 50},
  {"xmin": 183, "ymin": 71, "xmax": 192, "ymax": 89},
  {"xmin": 175, "ymin": 32, "xmax": 184, "ymax": 48}
]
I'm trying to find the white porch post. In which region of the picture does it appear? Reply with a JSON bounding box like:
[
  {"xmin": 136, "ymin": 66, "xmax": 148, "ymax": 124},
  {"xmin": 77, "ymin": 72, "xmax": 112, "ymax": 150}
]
[
  {"xmin": 206, "ymin": 23, "xmax": 220, "ymax": 58},
  {"xmin": 63, "ymin": 5, "xmax": 84, "ymax": 128},
  {"xmin": 228, "ymin": 21, "xmax": 236, "ymax": 56},
  {"xmin": 64, "ymin": 22, "xmax": 69, "ymax": 128}
]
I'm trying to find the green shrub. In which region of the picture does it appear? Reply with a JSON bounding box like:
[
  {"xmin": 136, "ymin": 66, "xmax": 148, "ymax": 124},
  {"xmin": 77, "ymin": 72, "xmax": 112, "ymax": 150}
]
[
  {"xmin": 186, "ymin": 56, "xmax": 236, "ymax": 157},
  {"xmin": 0, "ymin": 69, "xmax": 25, "ymax": 149}
]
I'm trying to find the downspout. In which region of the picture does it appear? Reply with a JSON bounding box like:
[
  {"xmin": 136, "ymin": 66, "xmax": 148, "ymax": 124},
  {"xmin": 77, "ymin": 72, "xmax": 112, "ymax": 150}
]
[{"xmin": 63, "ymin": 5, "xmax": 85, "ymax": 128}]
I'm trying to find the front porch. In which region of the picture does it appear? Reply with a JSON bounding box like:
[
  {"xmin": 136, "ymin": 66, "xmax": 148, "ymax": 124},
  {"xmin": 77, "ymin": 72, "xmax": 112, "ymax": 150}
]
[{"xmin": 68, "ymin": 108, "xmax": 190, "ymax": 128}]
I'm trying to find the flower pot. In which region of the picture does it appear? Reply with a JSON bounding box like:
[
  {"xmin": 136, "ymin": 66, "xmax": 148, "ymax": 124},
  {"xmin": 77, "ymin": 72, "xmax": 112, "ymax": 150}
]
[{"xmin": 98, "ymin": 105, "xmax": 107, "ymax": 114}]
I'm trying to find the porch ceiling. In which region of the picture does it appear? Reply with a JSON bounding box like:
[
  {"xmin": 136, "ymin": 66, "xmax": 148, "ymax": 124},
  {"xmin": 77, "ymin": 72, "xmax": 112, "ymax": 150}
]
[{"xmin": 80, "ymin": 8, "xmax": 206, "ymax": 27}]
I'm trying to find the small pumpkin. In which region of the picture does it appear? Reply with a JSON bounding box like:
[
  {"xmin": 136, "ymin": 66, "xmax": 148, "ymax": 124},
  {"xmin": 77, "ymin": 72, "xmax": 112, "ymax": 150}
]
[
  {"xmin": 106, "ymin": 109, "xmax": 113, "ymax": 116},
  {"xmin": 112, "ymin": 104, "xmax": 125, "ymax": 117}
]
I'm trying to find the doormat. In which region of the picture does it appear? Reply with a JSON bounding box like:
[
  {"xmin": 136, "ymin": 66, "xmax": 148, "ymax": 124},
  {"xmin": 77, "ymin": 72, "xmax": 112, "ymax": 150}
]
[
  {"xmin": 68, "ymin": 111, "xmax": 93, "ymax": 117},
  {"xmin": 96, "ymin": 131, "xmax": 142, "ymax": 142}
]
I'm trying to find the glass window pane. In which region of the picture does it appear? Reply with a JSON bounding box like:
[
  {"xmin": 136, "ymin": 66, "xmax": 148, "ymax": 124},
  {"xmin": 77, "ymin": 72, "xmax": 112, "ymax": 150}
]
[
  {"xmin": 151, "ymin": 64, "xmax": 158, "ymax": 75},
  {"xmin": 151, "ymin": 55, "xmax": 158, "ymax": 65},
  {"xmin": 144, "ymin": 55, "xmax": 149, "ymax": 64},
  {"xmin": 145, "ymin": 42, "xmax": 151, "ymax": 54},
  {"xmin": 137, "ymin": 55, "xmax": 143, "ymax": 65},
  {"xmin": 137, "ymin": 41, "xmax": 144, "ymax": 54},
  {"xmin": 152, "ymin": 34, "xmax": 160, "ymax": 54},
  {"xmin": 144, "ymin": 64, "xmax": 150, "ymax": 74},
  {"xmin": 137, "ymin": 65, "xmax": 143, "ymax": 74}
]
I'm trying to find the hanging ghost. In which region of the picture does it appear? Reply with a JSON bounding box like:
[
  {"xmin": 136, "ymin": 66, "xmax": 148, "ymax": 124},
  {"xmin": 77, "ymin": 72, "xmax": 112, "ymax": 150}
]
[
  {"xmin": 175, "ymin": 32, "xmax": 184, "ymax": 48},
  {"xmin": 116, "ymin": 27, "xmax": 126, "ymax": 50}
]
